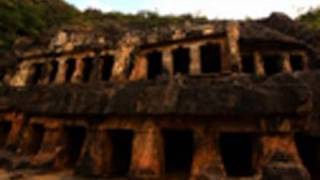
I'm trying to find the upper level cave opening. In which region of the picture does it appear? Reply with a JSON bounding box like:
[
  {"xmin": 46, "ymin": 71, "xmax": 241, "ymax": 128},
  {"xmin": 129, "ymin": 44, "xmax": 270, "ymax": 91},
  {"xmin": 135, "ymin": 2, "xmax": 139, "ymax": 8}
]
[
  {"xmin": 49, "ymin": 61, "xmax": 58, "ymax": 83},
  {"xmin": 241, "ymin": 54, "xmax": 255, "ymax": 74},
  {"xmin": 102, "ymin": 55, "xmax": 115, "ymax": 81},
  {"xmin": 219, "ymin": 133, "xmax": 256, "ymax": 177},
  {"xmin": 162, "ymin": 129, "xmax": 194, "ymax": 178},
  {"xmin": 31, "ymin": 63, "xmax": 44, "ymax": 84},
  {"xmin": 147, "ymin": 51, "xmax": 163, "ymax": 79},
  {"xmin": 290, "ymin": 55, "xmax": 304, "ymax": 72},
  {"xmin": 263, "ymin": 55, "xmax": 283, "ymax": 76},
  {"xmin": 65, "ymin": 58, "xmax": 76, "ymax": 83},
  {"xmin": 200, "ymin": 43, "xmax": 222, "ymax": 73},
  {"xmin": 173, "ymin": 47, "xmax": 191, "ymax": 75},
  {"xmin": 82, "ymin": 57, "xmax": 94, "ymax": 82}
]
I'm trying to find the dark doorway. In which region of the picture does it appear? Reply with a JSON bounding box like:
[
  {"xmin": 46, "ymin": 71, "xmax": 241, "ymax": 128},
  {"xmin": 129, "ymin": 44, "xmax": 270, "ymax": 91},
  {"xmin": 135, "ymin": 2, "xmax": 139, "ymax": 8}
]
[
  {"xmin": 108, "ymin": 130, "xmax": 134, "ymax": 177},
  {"xmin": 102, "ymin": 55, "xmax": 115, "ymax": 81},
  {"xmin": 219, "ymin": 133, "xmax": 255, "ymax": 177},
  {"xmin": 295, "ymin": 134, "xmax": 320, "ymax": 180},
  {"xmin": 64, "ymin": 126, "xmax": 86, "ymax": 167},
  {"xmin": 28, "ymin": 124, "xmax": 45, "ymax": 155},
  {"xmin": 0, "ymin": 122, "xmax": 11, "ymax": 147},
  {"xmin": 31, "ymin": 64, "xmax": 44, "ymax": 84},
  {"xmin": 162, "ymin": 129, "xmax": 194, "ymax": 178},
  {"xmin": 0, "ymin": 70, "xmax": 5, "ymax": 82},
  {"xmin": 173, "ymin": 47, "xmax": 191, "ymax": 75},
  {"xmin": 200, "ymin": 43, "xmax": 221, "ymax": 73},
  {"xmin": 263, "ymin": 55, "xmax": 283, "ymax": 76},
  {"xmin": 49, "ymin": 61, "xmax": 58, "ymax": 83},
  {"xmin": 290, "ymin": 55, "xmax": 304, "ymax": 71},
  {"xmin": 82, "ymin": 57, "xmax": 94, "ymax": 82},
  {"xmin": 65, "ymin": 58, "xmax": 76, "ymax": 83},
  {"xmin": 241, "ymin": 54, "xmax": 255, "ymax": 74},
  {"xmin": 147, "ymin": 51, "xmax": 163, "ymax": 79}
]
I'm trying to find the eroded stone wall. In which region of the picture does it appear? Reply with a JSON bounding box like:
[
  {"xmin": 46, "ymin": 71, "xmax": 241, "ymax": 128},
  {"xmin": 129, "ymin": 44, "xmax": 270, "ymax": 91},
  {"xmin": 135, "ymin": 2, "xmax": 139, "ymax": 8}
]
[{"xmin": 0, "ymin": 113, "xmax": 314, "ymax": 179}]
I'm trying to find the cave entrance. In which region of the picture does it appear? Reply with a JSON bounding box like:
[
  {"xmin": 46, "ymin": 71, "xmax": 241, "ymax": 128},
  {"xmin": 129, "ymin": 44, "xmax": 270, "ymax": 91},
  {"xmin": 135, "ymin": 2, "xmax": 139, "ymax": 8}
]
[
  {"xmin": 102, "ymin": 55, "xmax": 115, "ymax": 81},
  {"xmin": 200, "ymin": 43, "xmax": 222, "ymax": 73},
  {"xmin": 82, "ymin": 57, "xmax": 94, "ymax": 82},
  {"xmin": 263, "ymin": 55, "xmax": 283, "ymax": 76},
  {"xmin": 31, "ymin": 63, "xmax": 44, "ymax": 84},
  {"xmin": 241, "ymin": 54, "xmax": 255, "ymax": 74},
  {"xmin": 162, "ymin": 129, "xmax": 194, "ymax": 178},
  {"xmin": 173, "ymin": 47, "xmax": 191, "ymax": 75},
  {"xmin": 220, "ymin": 133, "xmax": 255, "ymax": 177},
  {"xmin": 28, "ymin": 124, "xmax": 45, "ymax": 155},
  {"xmin": 109, "ymin": 130, "xmax": 134, "ymax": 177},
  {"xmin": 65, "ymin": 58, "xmax": 76, "ymax": 83},
  {"xmin": 290, "ymin": 55, "xmax": 304, "ymax": 72},
  {"xmin": 0, "ymin": 121, "xmax": 11, "ymax": 147},
  {"xmin": 64, "ymin": 126, "xmax": 86, "ymax": 167},
  {"xmin": 295, "ymin": 134, "xmax": 320, "ymax": 180},
  {"xmin": 147, "ymin": 51, "xmax": 163, "ymax": 79},
  {"xmin": 0, "ymin": 70, "xmax": 5, "ymax": 82},
  {"xmin": 49, "ymin": 61, "xmax": 58, "ymax": 83}
]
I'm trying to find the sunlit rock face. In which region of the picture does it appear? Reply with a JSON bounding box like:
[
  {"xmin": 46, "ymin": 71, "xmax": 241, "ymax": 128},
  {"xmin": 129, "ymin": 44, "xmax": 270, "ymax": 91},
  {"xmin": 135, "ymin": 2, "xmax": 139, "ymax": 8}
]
[{"xmin": 0, "ymin": 13, "xmax": 319, "ymax": 179}]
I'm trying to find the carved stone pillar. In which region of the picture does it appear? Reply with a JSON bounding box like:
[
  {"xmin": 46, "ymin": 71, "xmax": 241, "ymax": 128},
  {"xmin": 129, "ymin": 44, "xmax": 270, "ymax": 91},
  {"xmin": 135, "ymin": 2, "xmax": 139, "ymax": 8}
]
[
  {"xmin": 282, "ymin": 53, "xmax": 292, "ymax": 74},
  {"xmin": 254, "ymin": 52, "xmax": 265, "ymax": 76},
  {"xmin": 76, "ymin": 129, "xmax": 113, "ymax": 177},
  {"xmin": 189, "ymin": 44, "xmax": 201, "ymax": 75},
  {"xmin": 191, "ymin": 129, "xmax": 225, "ymax": 180},
  {"xmin": 112, "ymin": 46, "xmax": 134, "ymax": 82},
  {"xmin": 55, "ymin": 58, "xmax": 67, "ymax": 84},
  {"xmin": 130, "ymin": 121, "xmax": 164, "ymax": 179},
  {"xmin": 227, "ymin": 21, "xmax": 241, "ymax": 72},
  {"xmin": 130, "ymin": 55, "xmax": 148, "ymax": 81},
  {"xmin": 72, "ymin": 57, "xmax": 84, "ymax": 83},
  {"xmin": 90, "ymin": 57, "xmax": 102, "ymax": 82},
  {"xmin": 31, "ymin": 122, "xmax": 64, "ymax": 169},
  {"xmin": 256, "ymin": 134, "xmax": 310, "ymax": 180},
  {"xmin": 8, "ymin": 62, "xmax": 33, "ymax": 87},
  {"xmin": 162, "ymin": 48, "xmax": 174, "ymax": 77},
  {"xmin": 4, "ymin": 113, "xmax": 25, "ymax": 151}
]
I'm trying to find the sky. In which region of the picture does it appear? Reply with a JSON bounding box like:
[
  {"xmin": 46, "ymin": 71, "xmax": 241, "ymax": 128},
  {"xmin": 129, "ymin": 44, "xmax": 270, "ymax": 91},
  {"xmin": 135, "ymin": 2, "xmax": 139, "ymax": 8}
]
[{"xmin": 65, "ymin": 0, "xmax": 320, "ymax": 19}]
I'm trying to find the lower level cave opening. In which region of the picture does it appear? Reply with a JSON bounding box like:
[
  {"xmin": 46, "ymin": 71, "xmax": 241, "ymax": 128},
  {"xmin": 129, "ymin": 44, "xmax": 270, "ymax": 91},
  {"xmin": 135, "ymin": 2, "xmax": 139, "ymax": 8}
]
[
  {"xmin": 0, "ymin": 121, "xmax": 11, "ymax": 147},
  {"xmin": 295, "ymin": 134, "xmax": 320, "ymax": 180},
  {"xmin": 162, "ymin": 129, "xmax": 194, "ymax": 178},
  {"xmin": 28, "ymin": 124, "xmax": 45, "ymax": 155},
  {"xmin": 219, "ymin": 133, "xmax": 256, "ymax": 177},
  {"xmin": 64, "ymin": 126, "xmax": 86, "ymax": 167},
  {"xmin": 108, "ymin": 130, "xmax": 134, "ymax": 178}
]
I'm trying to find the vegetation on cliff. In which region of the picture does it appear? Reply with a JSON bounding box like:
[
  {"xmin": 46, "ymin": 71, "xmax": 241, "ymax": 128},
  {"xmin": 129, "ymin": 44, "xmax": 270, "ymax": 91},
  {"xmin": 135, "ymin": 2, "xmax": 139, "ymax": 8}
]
[
  {"xmin": 0, "ymin": 0, "xmax": 319, "ymax": 57},
  {"xmin": 0, "ymin": 0, "xmax": 80, "ymax": 54},
  {"xmin": 299, "ymin": 8, "xmax": 320, "ymax": 30},
  {"xmin": 0, "ymin": 0, "xmax": 207, "ymax": 56}
]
